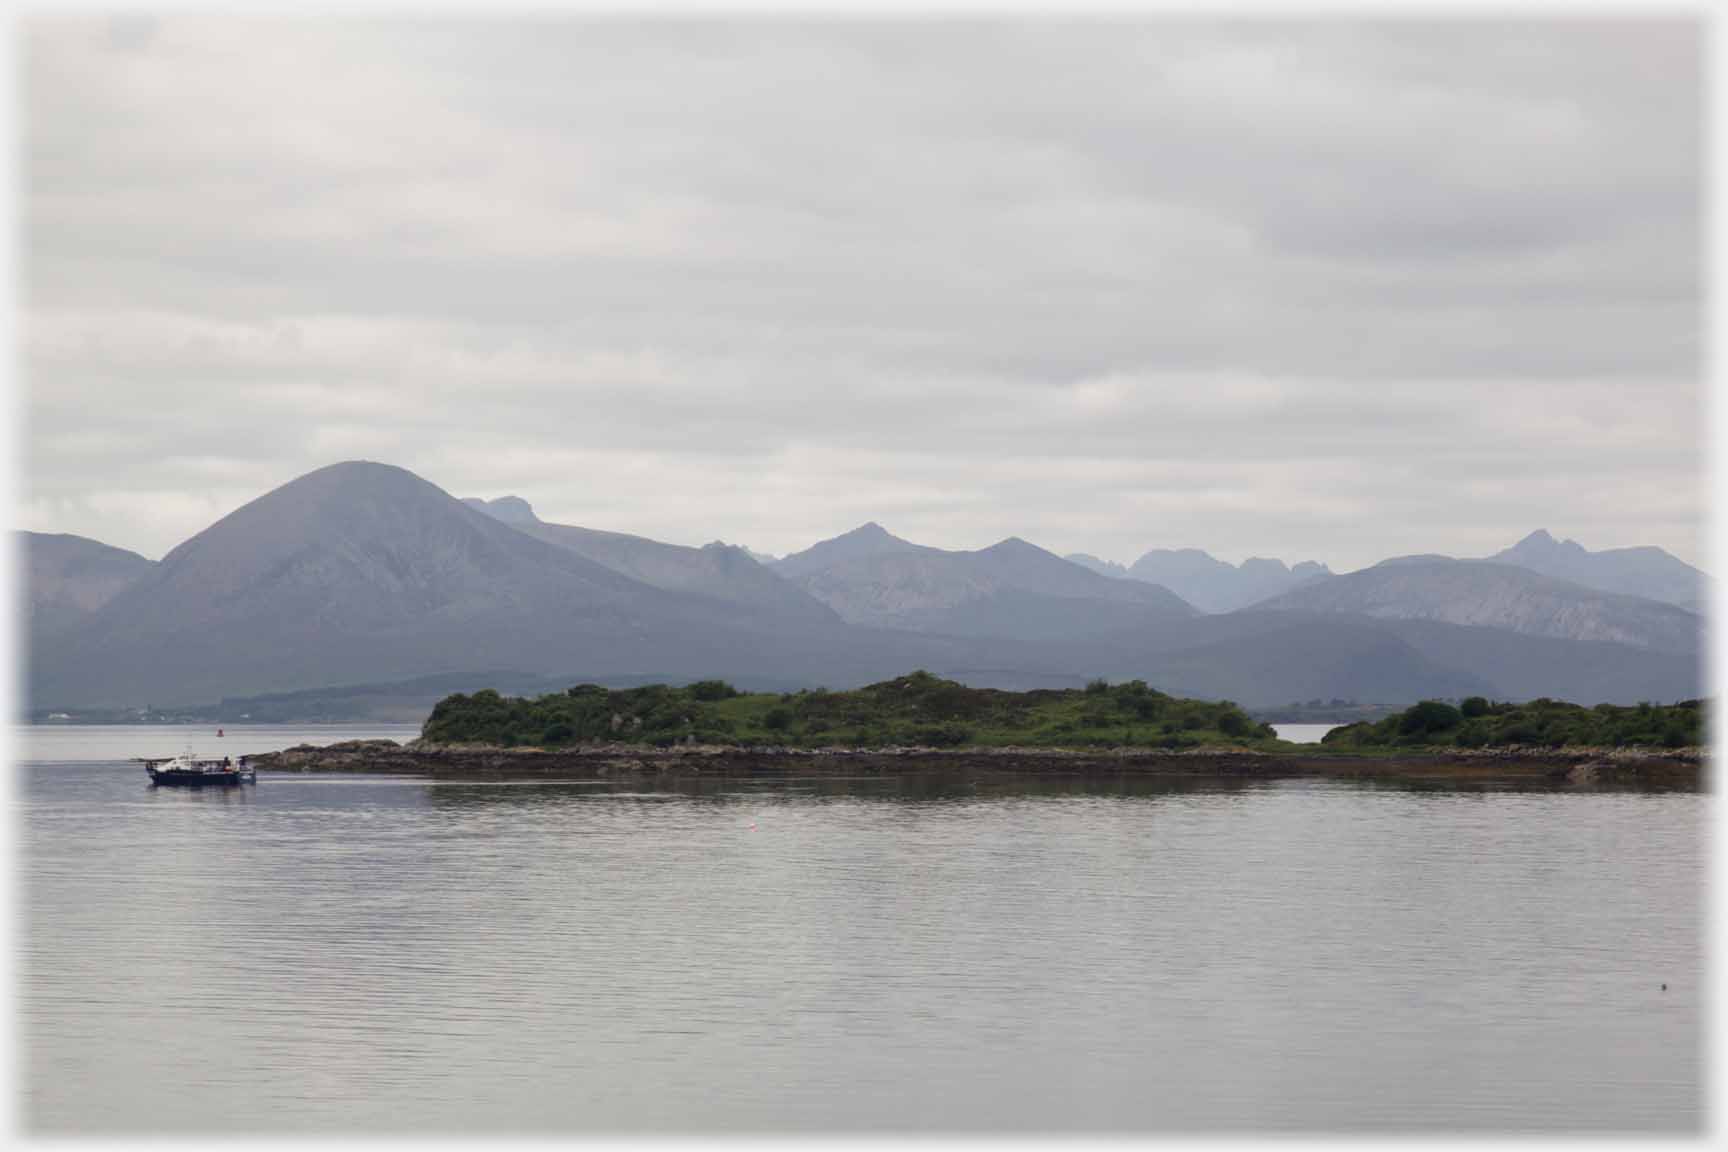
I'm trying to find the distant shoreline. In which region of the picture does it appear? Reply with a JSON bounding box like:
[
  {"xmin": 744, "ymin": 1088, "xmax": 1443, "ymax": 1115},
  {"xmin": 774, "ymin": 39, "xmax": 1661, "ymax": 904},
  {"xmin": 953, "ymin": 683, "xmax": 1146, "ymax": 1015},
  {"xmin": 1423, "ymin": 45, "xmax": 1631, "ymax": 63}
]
[{"xmin": 246, "ymin": 740, "xmax": 1705, "ymax": 790}]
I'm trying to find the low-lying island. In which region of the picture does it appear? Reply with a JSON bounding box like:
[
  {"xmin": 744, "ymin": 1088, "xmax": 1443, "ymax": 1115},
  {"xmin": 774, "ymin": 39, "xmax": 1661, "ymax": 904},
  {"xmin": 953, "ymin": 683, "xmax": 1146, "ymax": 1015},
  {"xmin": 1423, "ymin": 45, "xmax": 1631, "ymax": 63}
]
[
  {"xmin": 247, "ymin": 674, "xmax": 1708, "ymax": 790},
  {"xmin": 247, "ymin": 738, "xmax": 1705, "ymax": 790}
]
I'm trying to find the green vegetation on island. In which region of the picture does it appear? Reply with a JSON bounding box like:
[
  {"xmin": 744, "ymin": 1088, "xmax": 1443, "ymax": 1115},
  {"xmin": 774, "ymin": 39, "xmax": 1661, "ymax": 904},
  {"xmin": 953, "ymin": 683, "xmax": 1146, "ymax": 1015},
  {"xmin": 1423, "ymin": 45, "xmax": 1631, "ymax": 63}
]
[
  {"xmin": 422, "ymin": 671, "xmax": 1280, "ymax": 750},
  {"xmin": 1322, "ymin": 697, "xmax": 1705, "ymax": 750}
]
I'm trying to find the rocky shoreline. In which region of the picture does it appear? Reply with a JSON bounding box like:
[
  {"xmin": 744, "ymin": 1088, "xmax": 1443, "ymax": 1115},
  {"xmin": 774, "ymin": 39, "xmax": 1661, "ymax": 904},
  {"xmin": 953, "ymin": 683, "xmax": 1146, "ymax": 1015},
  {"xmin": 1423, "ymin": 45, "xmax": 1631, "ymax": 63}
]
[{"xmin": 245, "ymin": 739, "xmax": 1707, "ymax": 790}]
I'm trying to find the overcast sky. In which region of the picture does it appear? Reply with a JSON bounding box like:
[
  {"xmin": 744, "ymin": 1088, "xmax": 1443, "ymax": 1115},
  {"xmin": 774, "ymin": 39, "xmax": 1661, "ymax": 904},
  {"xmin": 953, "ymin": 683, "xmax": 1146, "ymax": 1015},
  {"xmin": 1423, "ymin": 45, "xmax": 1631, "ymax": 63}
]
[{"xmin": 20, "ymin": 15, "xmax": 1704, "ymax": 572}]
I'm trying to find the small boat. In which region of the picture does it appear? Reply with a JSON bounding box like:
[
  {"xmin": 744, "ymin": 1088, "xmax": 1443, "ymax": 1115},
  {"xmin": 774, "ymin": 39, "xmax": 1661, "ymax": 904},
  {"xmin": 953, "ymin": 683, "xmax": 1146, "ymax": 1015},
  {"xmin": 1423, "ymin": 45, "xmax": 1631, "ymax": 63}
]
[{"xmin": 138, "ymin": 751, "xmax": 256, "ymax": 787}]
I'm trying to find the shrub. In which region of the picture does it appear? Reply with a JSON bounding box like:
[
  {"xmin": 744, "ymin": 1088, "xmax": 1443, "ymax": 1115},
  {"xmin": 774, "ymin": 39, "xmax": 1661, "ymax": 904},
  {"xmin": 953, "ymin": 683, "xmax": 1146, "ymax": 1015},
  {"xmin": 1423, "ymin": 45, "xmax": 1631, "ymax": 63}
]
[
  {"xmin": 688, "ymin": 680, "xmax": 738, "ymax": 702},
  {"xmin": 1321, "ymin": 723, "xmax": 1366, "ymax": 745},
  {"xmin": 1399, "ymin": 701, "xmax": 1463, "ymax": 736}
]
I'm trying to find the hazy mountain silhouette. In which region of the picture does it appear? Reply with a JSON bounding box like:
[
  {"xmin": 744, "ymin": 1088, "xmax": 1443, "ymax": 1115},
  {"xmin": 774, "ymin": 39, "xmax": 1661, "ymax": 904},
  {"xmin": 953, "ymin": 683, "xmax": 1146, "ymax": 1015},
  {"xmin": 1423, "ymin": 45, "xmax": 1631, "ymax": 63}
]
[
  {"xmin": 1486, "ymin": 529, "xmax": 1707, "ymax": 612},
  {"xmin": 1125, "ymin": 549, "xmax": 1333, "ymax": 613}
]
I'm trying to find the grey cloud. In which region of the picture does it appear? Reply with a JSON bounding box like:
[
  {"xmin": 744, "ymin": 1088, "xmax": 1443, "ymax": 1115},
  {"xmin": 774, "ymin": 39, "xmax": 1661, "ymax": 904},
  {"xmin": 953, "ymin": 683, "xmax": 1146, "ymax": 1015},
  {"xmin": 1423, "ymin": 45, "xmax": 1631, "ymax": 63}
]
[{"xmin": 20, "ymin": 16, "xmax": 1704, "ymax": 572}]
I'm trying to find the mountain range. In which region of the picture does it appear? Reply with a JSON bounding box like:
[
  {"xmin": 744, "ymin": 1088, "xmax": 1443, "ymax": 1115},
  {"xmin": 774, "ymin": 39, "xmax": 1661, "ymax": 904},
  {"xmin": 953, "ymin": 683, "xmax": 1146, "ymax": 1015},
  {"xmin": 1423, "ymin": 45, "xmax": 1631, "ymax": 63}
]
[
  {"xmin": 1065, "ymin": 531, "xmax": 1706, "ymax": 616},
  {"xmin": 21, "ymin": 460, "xmax": 1706, "ymax": 716},
  {"xmin": 774, "ymin": 523, "xmax": 1196, "ymax": 639}
]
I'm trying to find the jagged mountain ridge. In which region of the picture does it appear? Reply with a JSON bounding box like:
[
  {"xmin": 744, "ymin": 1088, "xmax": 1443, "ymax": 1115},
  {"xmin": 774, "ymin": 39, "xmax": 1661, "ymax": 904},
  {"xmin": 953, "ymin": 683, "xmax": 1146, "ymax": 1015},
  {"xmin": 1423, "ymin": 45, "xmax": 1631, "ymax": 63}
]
[
  {"xmin": 1066, "ymin": 526, "xmax": 1709, "ymax": 618},
  {"xmin": 1485, "ymin": 528, "xmax": 1706, "ymax": 612}
]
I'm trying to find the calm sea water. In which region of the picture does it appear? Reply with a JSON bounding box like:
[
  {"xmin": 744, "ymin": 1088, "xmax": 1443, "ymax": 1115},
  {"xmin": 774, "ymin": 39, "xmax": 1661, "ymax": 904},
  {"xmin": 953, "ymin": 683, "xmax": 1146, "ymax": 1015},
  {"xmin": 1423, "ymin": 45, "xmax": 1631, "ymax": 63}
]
[
  {"xmin": 16, "ymin": 726, "xmax": 1703, "ymax": 1134},
  {"xmin": 1270, "ymin": 723, "xmax": 1339, "ymax": 744}
]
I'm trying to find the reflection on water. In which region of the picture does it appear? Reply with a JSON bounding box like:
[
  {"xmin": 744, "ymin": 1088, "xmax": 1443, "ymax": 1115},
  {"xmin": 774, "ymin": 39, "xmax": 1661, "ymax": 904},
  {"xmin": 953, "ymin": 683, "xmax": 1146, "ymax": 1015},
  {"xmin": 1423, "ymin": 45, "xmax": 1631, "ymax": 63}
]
[
  {"xmin": 20, "ymin": 751, "xmax": 1702, "ymax": 1134},
  {"xmin": 419, "ymin": 771, "xmax": 1269, "ymax": 810}
]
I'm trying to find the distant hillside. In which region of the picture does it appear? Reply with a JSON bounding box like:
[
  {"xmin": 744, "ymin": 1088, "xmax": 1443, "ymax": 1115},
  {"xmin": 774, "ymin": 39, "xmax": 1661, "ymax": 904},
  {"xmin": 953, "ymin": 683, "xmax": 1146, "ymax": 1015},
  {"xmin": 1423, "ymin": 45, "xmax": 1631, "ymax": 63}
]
[
  {"xmin": 1372, "ymin": 619, "xmax": 1702, "ymax": 706},
  {"xmin": 1126, "ymin": 549, "xmax": 1332, "ymax": 613},
  {"xmin": 463, "ymin": 495, "xmax": 837, "ymax": 625},
  {"xmin": 1486, "ymin": 529, "xmax": 1707, "ymax": 613},
  {"xmin": 782, "ymin": 529, "xmax": 1198, "ymax": 639},
  {"xmin": 1083, "ymin": 611, "xmax": 1496, "ymax": 706},
  {"xmin": 1255, "ymin": 558, "xmax": 1700, "ymax": 653},
  {"xmin": 21, "ymin": 531, "xmax": 155, "ymax": 636}
]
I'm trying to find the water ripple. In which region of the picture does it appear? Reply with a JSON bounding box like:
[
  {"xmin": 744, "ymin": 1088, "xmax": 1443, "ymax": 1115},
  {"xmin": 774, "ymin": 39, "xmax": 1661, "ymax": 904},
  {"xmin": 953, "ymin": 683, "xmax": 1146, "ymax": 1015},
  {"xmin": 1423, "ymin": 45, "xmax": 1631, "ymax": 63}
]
[{"xmin": 18, "ymin": 755, "xmax": 1703, "ymax": 1134}]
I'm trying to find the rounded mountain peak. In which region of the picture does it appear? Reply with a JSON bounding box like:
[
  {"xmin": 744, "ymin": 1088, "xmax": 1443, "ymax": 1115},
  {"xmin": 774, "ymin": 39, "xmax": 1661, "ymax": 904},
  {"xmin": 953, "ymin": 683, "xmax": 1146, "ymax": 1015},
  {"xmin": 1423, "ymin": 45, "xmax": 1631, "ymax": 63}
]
[
  {"xmin": 269, "ymin": 459, "xmax": 455, "ymax": 505},
  {"xmin": 156, "ymin": 460, "xmax": 476, "ymax": 578},
  {"xmin": 301, "ymin": 458, "xmax": 424, "ymax": 482}
]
